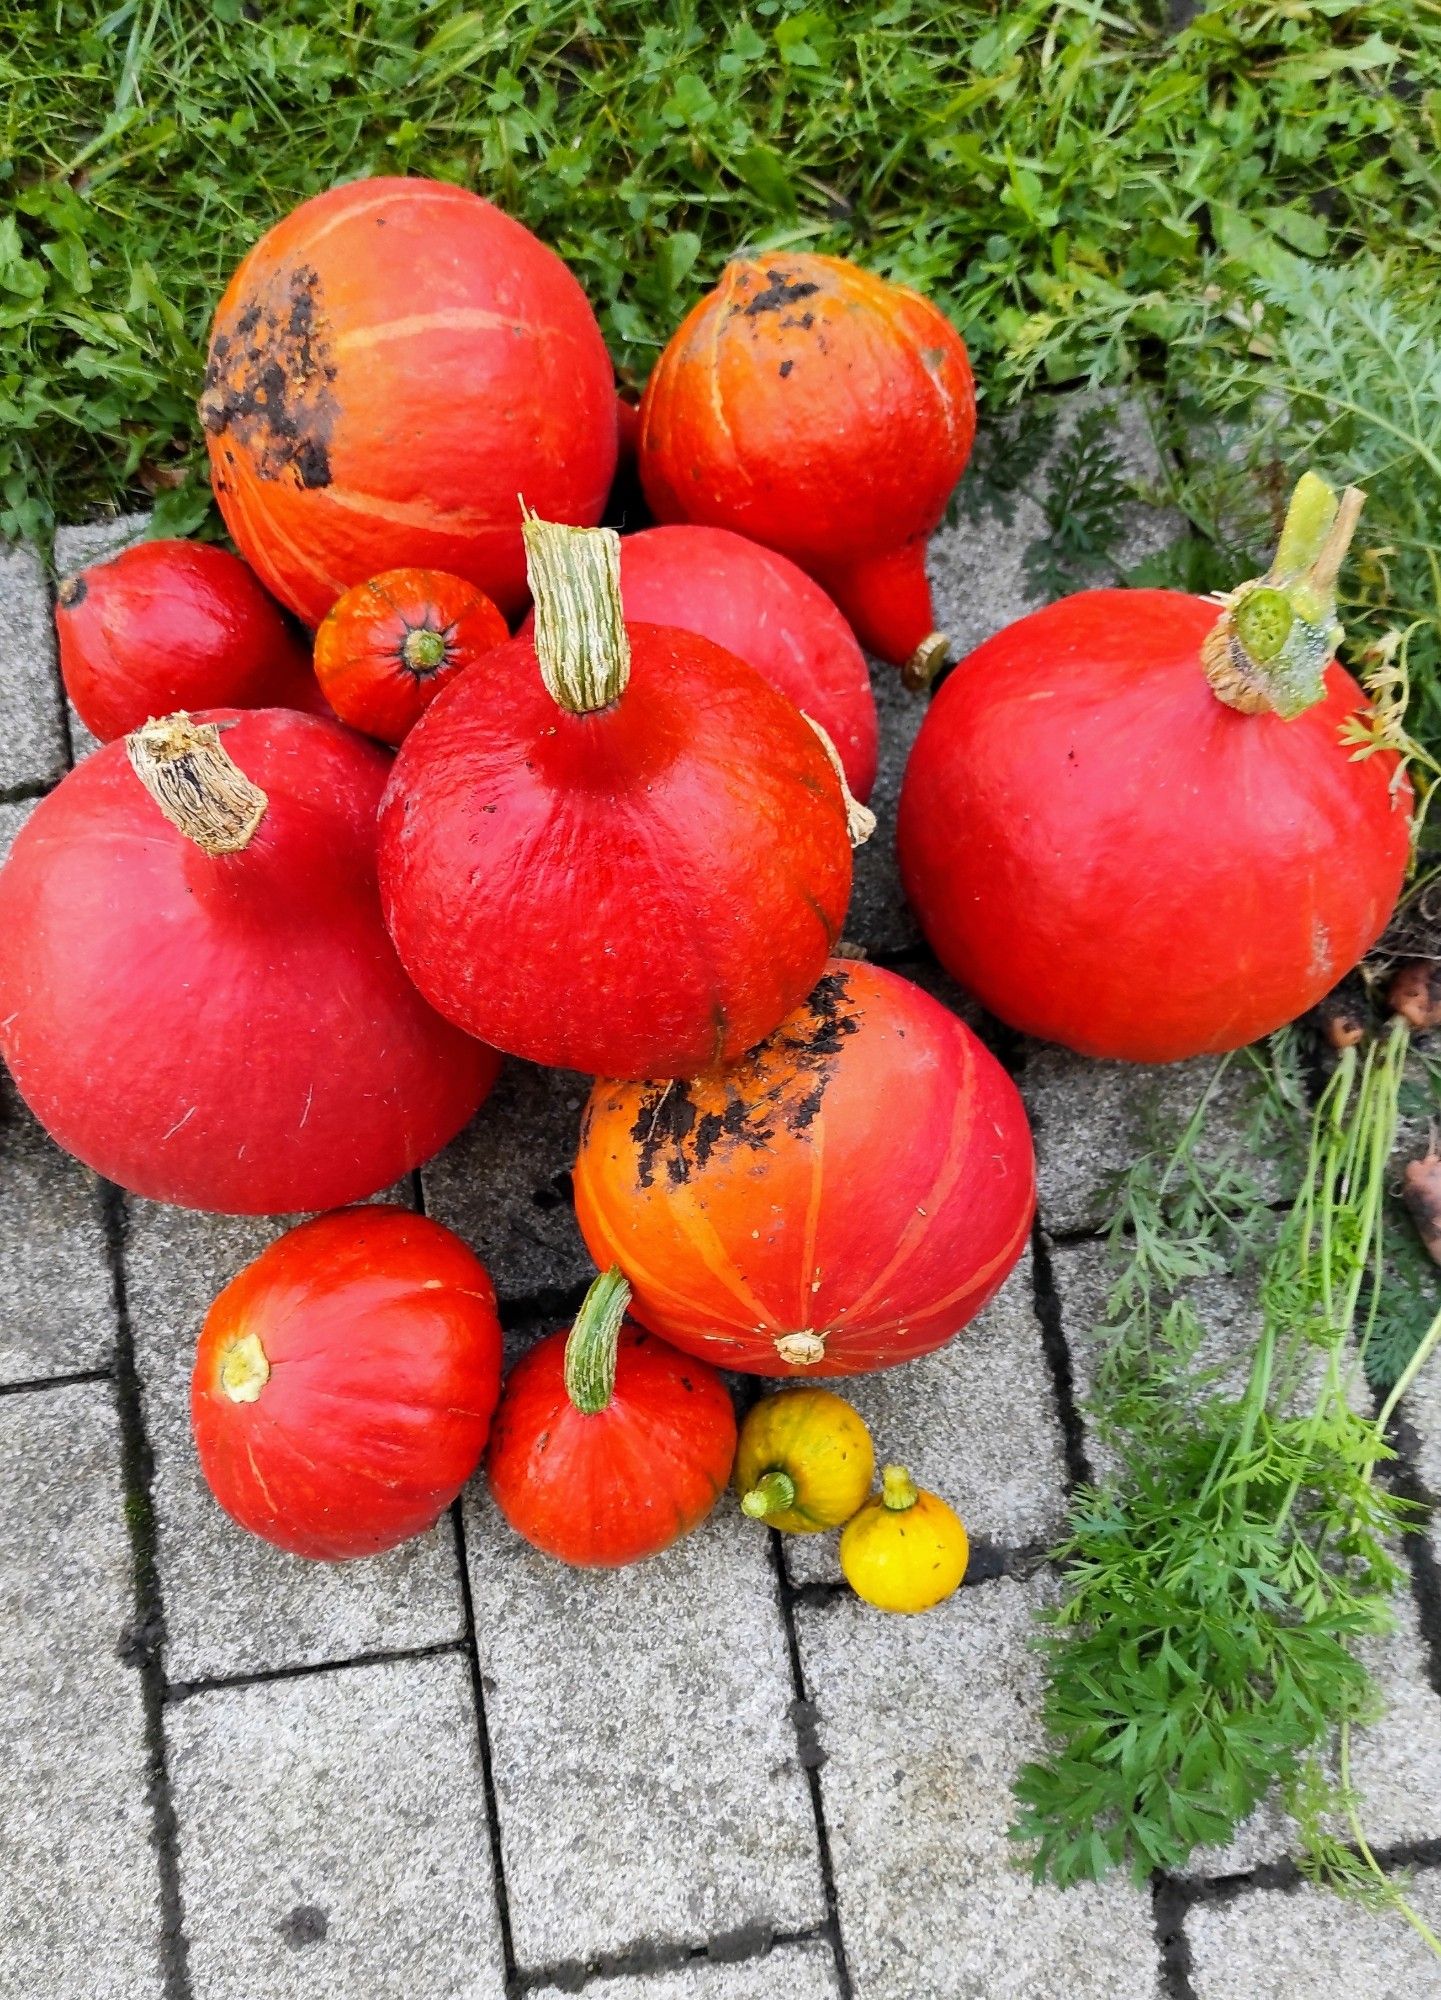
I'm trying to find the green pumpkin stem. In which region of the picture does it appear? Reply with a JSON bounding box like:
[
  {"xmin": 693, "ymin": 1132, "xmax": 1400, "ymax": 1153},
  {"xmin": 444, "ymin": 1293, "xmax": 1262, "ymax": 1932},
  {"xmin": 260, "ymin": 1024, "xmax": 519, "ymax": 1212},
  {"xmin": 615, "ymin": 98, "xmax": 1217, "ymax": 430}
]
[
  {"xmin": 563, "ymin": 1266, "xmax": 631, "ymax": 1415},
  {"xmin": 741, "ymin": 1469, "xmax": 798, "ymax": 1520},
  {"xmin": 880, "ymin": 1464, "xmax": 919, "ymax": 1512},
  {"xmin": 1201, "ymin": 472, "xmax": 1366, "ymax": 721},
  {"xmin": 523, "ymin": 513, "xmax": 631, "ymax": 715}
]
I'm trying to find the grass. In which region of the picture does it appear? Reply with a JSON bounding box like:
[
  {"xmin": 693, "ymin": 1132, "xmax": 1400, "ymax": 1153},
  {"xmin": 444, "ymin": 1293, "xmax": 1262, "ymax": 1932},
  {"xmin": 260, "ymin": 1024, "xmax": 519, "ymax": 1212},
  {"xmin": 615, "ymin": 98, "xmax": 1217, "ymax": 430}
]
[{"xmin": 3, "ymin": 1, "xmax": 1439, "ymax": 550}]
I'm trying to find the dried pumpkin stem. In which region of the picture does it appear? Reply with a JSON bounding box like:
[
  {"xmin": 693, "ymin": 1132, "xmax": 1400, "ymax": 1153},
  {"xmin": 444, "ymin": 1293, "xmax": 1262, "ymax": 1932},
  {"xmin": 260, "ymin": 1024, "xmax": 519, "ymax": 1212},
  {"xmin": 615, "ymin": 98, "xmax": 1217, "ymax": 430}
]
[
  {"xmin": 880, "ymin": 1464, "xmax": 919, "ymax": 1512},
  {"xmin": 803, "ymin": 713, "xmax": 876, "ymax": 848},
  {"xmin": 741, "ymin": 1469, "xmax": 798, "ymax": 1520},
  {"xmin": 564, "ymin": 1266, "xmax": 631, "ymax": 1415},
  {"xmin": 1201, "ymin": 471, "xmax": 1366, "ymax": 721},
  {"xmin": 126, "ymin": 712, "xmax": 267, "ymax": 856},
  {"xmin": 523, "ymin": 513, "xmax": 631, "ymax": 715}
]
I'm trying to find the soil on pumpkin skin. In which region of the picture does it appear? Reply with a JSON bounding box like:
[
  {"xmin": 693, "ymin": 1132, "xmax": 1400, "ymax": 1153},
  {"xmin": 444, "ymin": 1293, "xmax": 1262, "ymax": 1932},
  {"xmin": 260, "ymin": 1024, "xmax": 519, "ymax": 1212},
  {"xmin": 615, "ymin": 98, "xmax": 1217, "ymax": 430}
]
[
  {"xmin": 622, "ymin": 970, "xmax": 862, "ymax": 1190},
  {"xmin": 202, "ymin": 262, "xmax": 339, "ymax": 491}
]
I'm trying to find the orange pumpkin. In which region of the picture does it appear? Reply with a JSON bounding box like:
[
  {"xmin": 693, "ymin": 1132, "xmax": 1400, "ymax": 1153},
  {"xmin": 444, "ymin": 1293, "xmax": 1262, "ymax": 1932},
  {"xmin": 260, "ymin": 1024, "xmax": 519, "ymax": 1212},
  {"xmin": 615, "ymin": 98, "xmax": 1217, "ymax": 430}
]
[
  {"xmin": 314, "ymin": 568, "xmax": 508, "ymax": 744},
  {"xmin": 638, "ymin": 254, "xmax": 974, "ymax": 686},
  {"xmin": 201, "ymin": 176, "xmax": 617, "ymax": 628}
]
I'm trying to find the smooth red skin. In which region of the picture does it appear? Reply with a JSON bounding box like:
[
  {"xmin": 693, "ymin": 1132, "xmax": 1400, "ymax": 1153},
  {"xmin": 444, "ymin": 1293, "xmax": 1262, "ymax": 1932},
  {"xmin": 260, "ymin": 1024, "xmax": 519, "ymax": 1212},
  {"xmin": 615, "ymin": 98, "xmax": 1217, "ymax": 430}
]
[
  {"xmin": 56, "ymin": 540, "xmax": 325, "ymax": 742},
  {"xmin": 638, "ymin": 253, "xmax": 975, "ymax": 667},
  {"xmin": 378, "ymin": 623, "xmax": 854, "ymax": 1078},
  {"xmin": 486, "ymin": 1322, "xmax": 736, "ymax": 1567},
  {"xmin": 897, "ymin": 590, "xmax": 1413, "ymax": 1063},
  {"xmin": 575, "ymin": 961, "xmax": 1035, "ymax": 1376},
  {"xmin": 204, "ymin": 176, "xmax": 618, "ymax": 627},
  {"xmin": 192, "ymin": 1207, "xmax": 503, "ymax": 1560},
  {"xmin": 314, "ymin": 567, "xmax": 509, "ymax": 745},
  {"xmin": 521, "ymin": 526, "xmax": 877, "ymax": 801},
  {"xmin": 0, "ymin": 708, "xmax": 498, "ymax": 1212}
]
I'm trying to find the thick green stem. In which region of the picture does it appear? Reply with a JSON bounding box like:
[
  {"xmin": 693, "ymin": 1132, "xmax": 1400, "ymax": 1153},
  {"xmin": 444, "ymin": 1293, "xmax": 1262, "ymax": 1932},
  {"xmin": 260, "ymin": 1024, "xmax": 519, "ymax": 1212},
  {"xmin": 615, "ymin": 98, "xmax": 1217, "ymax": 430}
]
[
  {"xmin": 1201, "ymin": 471, "xmax": 1366, "ymax": 720},
  {"xmin": 523, "ymin": 514, "xmax": 631, "ymax": 715},
  {"xmin": 741, "ymin": 1469, "xmax": 798, "ymax": 1520},
  {"xmin": 563, "ymin": 1266, "xmax": 631, "ymax": 1415},
  {"xmin": 880, "ymin": 1464, "xmax": 918, "ymax": 1512}
]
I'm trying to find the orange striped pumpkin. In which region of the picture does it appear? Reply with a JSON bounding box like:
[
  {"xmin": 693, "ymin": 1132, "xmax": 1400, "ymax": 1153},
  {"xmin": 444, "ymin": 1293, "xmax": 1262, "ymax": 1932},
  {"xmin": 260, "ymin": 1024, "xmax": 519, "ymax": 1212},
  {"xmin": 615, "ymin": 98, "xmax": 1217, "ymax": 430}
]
[
  {"xmin": 573, "ymin": 961, "xmax": 1035, "ymax": 1377},
  {"xmin": 201, "ymin": 177, "xmax": 618, "ymax": 628}
]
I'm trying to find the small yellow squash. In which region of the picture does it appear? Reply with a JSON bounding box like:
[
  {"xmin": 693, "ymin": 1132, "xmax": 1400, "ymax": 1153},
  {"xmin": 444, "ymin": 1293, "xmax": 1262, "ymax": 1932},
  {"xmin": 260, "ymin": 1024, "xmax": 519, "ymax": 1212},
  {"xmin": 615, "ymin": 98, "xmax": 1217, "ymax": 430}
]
[
  {"xmin": 839, "ymin": 1464, "xmax": 968, "ymax": 1613},
  {"xmin": 733, "ymin": 1387, "xmax": 875, "ymax": 1534}
]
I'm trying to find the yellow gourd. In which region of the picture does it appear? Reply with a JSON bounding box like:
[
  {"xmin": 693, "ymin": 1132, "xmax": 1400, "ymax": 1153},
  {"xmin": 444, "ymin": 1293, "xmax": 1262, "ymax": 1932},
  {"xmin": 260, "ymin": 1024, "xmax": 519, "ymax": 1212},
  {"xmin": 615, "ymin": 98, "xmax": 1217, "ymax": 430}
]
[
  {"xmin": 839, "ymin": 1464, "xmax": 968, "ymax": 1613},
  {"xmin": 733, "ymin": 1388, "xmax": 875, "ymax": 1534}
]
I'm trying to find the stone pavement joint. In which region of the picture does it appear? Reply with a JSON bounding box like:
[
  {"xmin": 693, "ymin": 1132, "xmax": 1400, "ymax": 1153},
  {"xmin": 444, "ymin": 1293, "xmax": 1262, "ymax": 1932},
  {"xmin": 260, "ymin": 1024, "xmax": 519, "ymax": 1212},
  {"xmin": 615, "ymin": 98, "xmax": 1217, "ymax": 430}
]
[
  {"xmin": 451, "ymin": 1497, "xmax": 524, "ymax": 1994},
  {"xmin": 1028, "ymin": 1220, "xmax": 1095, "ymax": 1491},
  {"xmin": 101, "ymin": 1181, "xmax": 194, "ymax": 2000},
  {"xmin": 163, "ymin": 1635, "xmax": 469, "ymax": 1705}
]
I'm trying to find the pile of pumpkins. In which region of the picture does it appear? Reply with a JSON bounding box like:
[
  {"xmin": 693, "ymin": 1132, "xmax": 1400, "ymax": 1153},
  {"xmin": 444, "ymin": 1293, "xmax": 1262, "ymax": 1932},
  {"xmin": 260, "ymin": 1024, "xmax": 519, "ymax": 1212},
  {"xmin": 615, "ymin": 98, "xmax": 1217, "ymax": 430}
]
[{"xmin": 0, "ymin": 176, "xmax": 1412, "ymax": 1614}]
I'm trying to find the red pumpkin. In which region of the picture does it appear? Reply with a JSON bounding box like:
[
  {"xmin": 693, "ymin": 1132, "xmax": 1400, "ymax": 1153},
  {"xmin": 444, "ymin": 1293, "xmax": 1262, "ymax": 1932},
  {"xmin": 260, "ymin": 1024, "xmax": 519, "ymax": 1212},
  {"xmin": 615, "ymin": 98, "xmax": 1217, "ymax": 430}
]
[
  {"xmin": 379, "ymin": 518, "xmax": 856, "ymax": 1079},
  {"xmin": 573, "ymin": 960, "xmax": 1034, "ymax": 1377},
  {"xmin": 638, "ymin": 253, "xmax": 974, "ymax": 685},
  {"xmin": 192, "ymin": 1207, "xmax": 502, "ymax": 1559},
  {"xmin": 201, "ymin": 176, "xmax": 617, "ymax": 628},
  {"xmin": 523, "ymin": 525, "xmax": 877, "ymax": 800},
  {"xmin": 56, "ymin": 539, "xmax": 325, "ymax": 742},
  {"xmin": 0, "ymin": 708, "xmax": 497, "ymax": 1212},
  {"xmin": 314, "ymin": 567, "xmax": 509, "ymax": 744},
  {"xmin": 897, "ymin": 476, "xmax": 1412, "ymax": 1063},
  {"xmin": 487, "ymin": 1268, "xmax": 736, "ymax": 1566}
]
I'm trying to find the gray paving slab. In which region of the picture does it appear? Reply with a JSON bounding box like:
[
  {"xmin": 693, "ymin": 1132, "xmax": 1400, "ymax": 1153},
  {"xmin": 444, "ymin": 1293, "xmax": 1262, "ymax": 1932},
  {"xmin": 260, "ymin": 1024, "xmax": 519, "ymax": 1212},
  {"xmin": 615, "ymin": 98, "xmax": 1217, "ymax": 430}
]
[
  {"xmin": 797, "ymin": 1573, "xmax": 1163, "ymax": 2000},
  {"xmin": 0, "ymin": 538, "xmax": 66, "ymax": 791},
  {"xmin": 784, "ymin": 1251, "xmax": 1068, "ymax": 1587},
  {"xmin": 0, "ymin": 795, "xmax": 29, "ymax": 864},
  {"xmin": 0, "ymin": 1382, "xmax": 163, "ymax": 2000},
  {"xmin": 1022, "ymin": 1042, "xmax": 1285, "ymax": 1237},
  {"xmin": 0, "ymin": 1070, "xmax": 114, "ymax": 1384},
  {"xmin": 531, "ymin": 1944, "xmax": 842, "ymax": 2000},
  {"xmin": 168, "ymin": 1652, "xmax": 505, "ymax": 2000},
  {"xmin": 422, "ymin": 1060, "xmax": 594, "ymax": 1303},
  {"xmin": 845, "ymin": 656, "xmax": 925, "ymax": 958},
  {"xmin": 52, "ymin": 513, "xmax": 150, "ymax": 761},
  {"xmin": 123, "ymin": 1196, "xmax": 464, "ymax": 1683},
  {"xmin": 463, "ymin": 1490, "xmax": 825, "ymax": 1967},
  {"xmin": 1186, "ymin": 1874, "xmax": 1441, "ymax": 1999}
]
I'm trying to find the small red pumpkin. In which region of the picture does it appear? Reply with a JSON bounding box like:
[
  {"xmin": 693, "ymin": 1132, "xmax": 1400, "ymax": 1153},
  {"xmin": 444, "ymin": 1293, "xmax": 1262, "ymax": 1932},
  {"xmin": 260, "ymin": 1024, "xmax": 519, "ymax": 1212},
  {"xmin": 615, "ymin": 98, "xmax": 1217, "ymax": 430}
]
[
  {"xmin": 56, "ymin": 539, "xmax": 324, "ymax": 742},
  {"xmin": 379, "ymin": 517, "xmax": 856, "ymax": 1078},
  {"xmin": 897, "ymin": 475, "xmax": 1413, "ymax": 1063},
  {"xmin": 0, "ymin": 708, "xmax": 497, "ymax": 1212},
  {"xmin": 192, "ymin": 1207, "xmax": 503, "ymax": 1559},
  {"xmin": 487, "ymin": 1267, "xmax": 736, "ymax": 1567},
  {"xmin": 314, "ymin": 568, "xmax": 509, "ymax": 744},
  {"xmin": 574, "ymin": 960, "xmax": 1034, "ymax": 1377},
  {"xmin": 201, "ymin": 176, "xmax": 617, "ymax": 627},
  {"xmin": 638, "ymin": 253, "xmax": 975, "ymax": 686}
]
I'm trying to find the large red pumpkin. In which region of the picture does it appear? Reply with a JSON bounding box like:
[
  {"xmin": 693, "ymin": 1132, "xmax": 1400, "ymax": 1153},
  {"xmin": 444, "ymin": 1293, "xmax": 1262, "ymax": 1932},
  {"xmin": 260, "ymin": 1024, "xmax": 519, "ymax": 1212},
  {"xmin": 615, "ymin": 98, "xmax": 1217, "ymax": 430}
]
[
  {"xmin": 601, "ymin": 525, "xmax": 879, "ymax": 801},
  {"xmin": 573, "ymin": 961, "xmax": 1035, "ymax": 1377},
  {"xmin": 56, "ymin": 539, "xmax": 325, "ymax": 742},
  {"xmin": 201, "ymin": 176, "xmax": 617, "ymax": 628},
  {"xmin": 638, "ymin": 253, "xmax": 974, "ymax": 685},
  {"xmin": 897, "ymin": 476, "xmax": 1412, "ymax": 1063},
  {"xmin": 487, "ymin": 1268, "xmax": 736, "ymax": 1567},
  {"xmin": 379, "ymin": 518, "xmax": 856, "ymax": 1079},
  {"xmin": 193, "ymin": 1207, "xmax": 503, "ymax": 1559},
  {"xmin": 0, "ymin": 709, "xmax": 497, "ymax": 1212}
]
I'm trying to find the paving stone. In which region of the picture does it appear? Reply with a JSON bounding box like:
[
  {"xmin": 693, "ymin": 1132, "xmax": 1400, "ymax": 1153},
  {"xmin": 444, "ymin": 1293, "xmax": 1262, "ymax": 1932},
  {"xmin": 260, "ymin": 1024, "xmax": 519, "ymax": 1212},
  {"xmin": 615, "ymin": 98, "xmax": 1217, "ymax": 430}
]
[
  {"xmin": 0, "ymin": 539, "xmax": 66, "ymax": 791},
  {"xmin": 52, "ymin": 513, "xmax": 150, "ymax": 762},
  {"xmin": 1186, "ymin": 1874, "xmax": 1441, "ymax": 1999},
  {"xmin": 1022, "ymin": 1042, "xmax": 1285, "ymax": 1237},
  {"xmin": 0, "ymin": 795, "xmax": 31, "ymax": 863},
  {"xmin": 124, "ymin": 1195, "xmax": 464, "ymax": 1682},
  {"xmin": 169, "ymin": 1653, "xmax": 504, "ymax": 2000},
  {"xmin": 797, "ymin": 1573, "xmax": 1163, "ymax": 2000},
  {"xmin": 0, "ymin": 1070, "xmax": 114, "ymax": 1385},
  {"xmin": 463, "ymin": 1491, "xmax": 825, "ymax": 1966},
  {"xmin": 422, "ymin": 1059, "xmax": 594, "ymax": 1305},
  {"xmin": 784, "ymin": 1252, "xmax": 1068, "ymax": 1587},
  {"xmin": 845, "ymin": 657, "xmax": 925, "ymax": 959},
  {"xmin": 0, "ymin": 1382, "xmax": 163, "ymax": 2000},
  {"xmin": 531, "ymin": 1942, "xmax": 842, "ymax": 2000}
]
